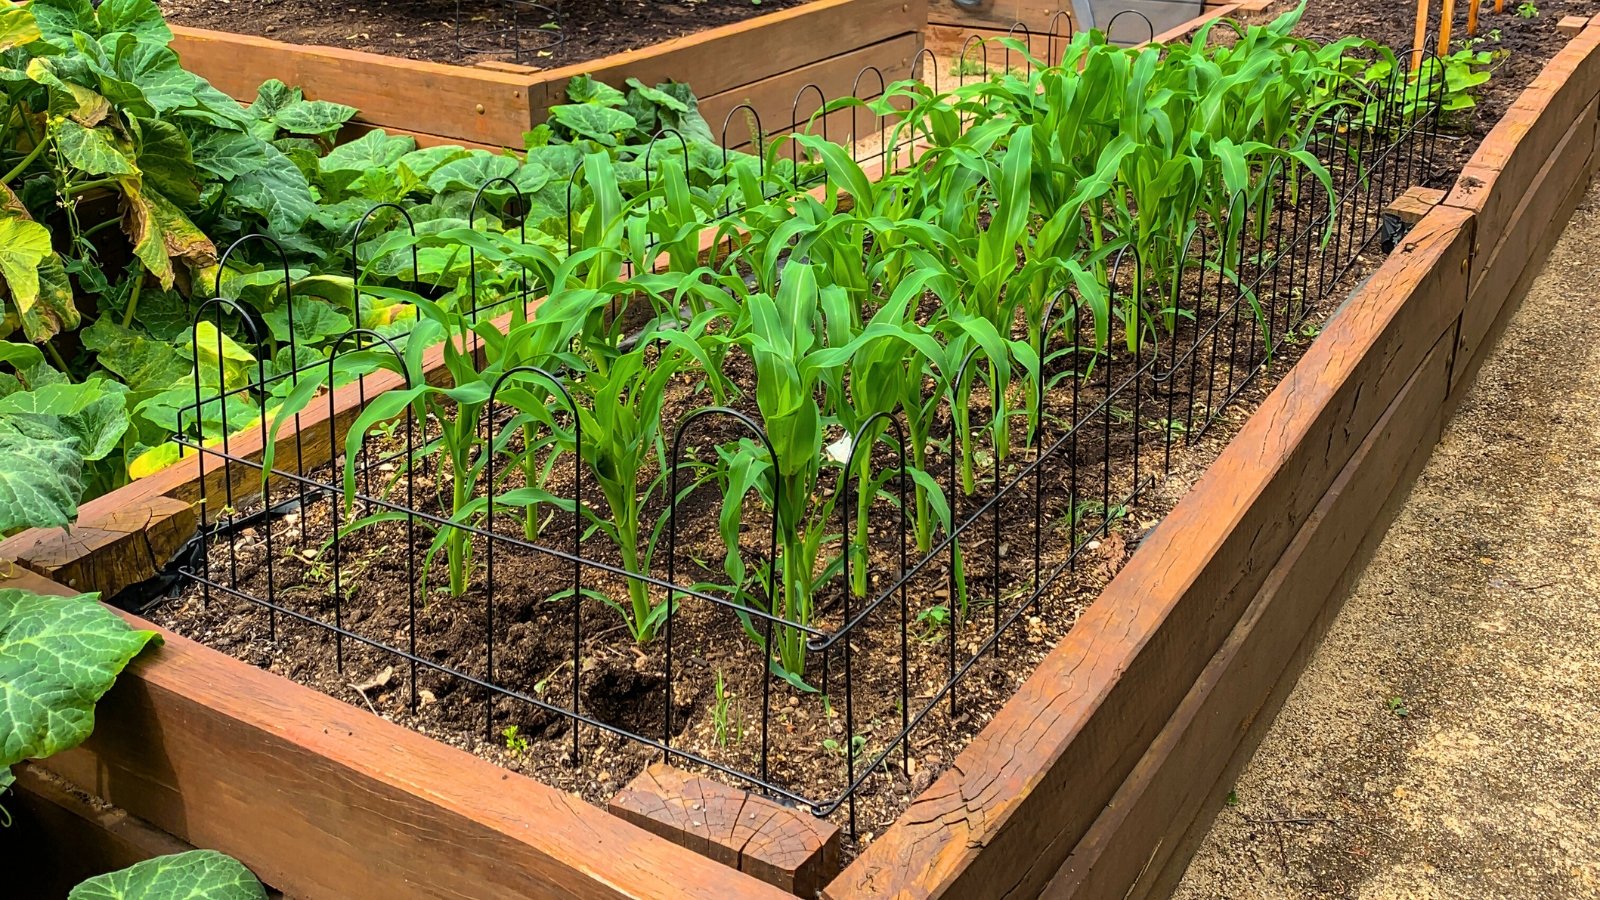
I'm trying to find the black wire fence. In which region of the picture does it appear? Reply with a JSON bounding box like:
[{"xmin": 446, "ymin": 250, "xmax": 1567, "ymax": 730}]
[{"xmin": 158, "ymin": 39, "xmax": 1445, "ymax": 839}]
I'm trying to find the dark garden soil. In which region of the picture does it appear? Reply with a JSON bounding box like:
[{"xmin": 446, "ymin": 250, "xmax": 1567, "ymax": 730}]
[
  {"xmin": 156, "ymin": 0, "xmax": 813, "ymax": 68},
  {"xmin": 1287, "ymin": 0, "xmax": 1590, "ymax": 178},
  {"xmin": 146, "ymin": 0, "xmax": 1585, "ymax": 863}
]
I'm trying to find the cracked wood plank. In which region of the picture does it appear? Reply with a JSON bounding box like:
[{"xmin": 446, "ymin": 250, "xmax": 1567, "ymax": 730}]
[
  {"xmin": 1049, "ymin": 333, "xmax": 1456, "ymax": 900},
  {"xmin": 828, "ymin": 206, "xmax": 1472, "ymax": 900},
  {"xmin": 1, "ymin": 497, "xmax": 194, "ymax": 599},
  {"xmin": 36, "ymin": 598, "xmax": 793, "ymax": 899},
  {"xmin": 610, "ymin": 763, "xmax": 841, "ymax": 897}
]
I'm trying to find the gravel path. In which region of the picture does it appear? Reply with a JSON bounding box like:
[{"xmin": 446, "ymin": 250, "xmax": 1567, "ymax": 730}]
[{"xmin": 1172, "ymin": 178, "xmax": 1600, "ymax": 899}]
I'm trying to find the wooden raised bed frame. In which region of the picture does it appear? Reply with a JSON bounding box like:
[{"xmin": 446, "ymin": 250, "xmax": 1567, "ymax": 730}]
[
  {"xmin": 169, "ymin": 0, "xmax": 926, "ymax": 151},
  {"xmin": 6, "ymin": 11, "xmax": 1600, "ymax": 900}
]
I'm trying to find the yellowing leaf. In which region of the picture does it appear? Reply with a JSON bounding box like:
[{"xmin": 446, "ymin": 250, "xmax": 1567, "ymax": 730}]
[
  {"xmin": 191, "ymin": 320, "xmax": 257, "ymax": 390},
  {"xmin": 0, "ymin": 209, "xmax": 51, "ymax": 314},
  {"xmin": 121, "ymin": 182, "xmax": 217, "ymax": 290},
  {"xmin": 0, "ymin": 0, "xmax": 39, "ymax": 52}
]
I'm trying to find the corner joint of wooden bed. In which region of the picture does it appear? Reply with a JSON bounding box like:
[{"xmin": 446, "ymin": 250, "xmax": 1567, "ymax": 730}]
[{"xmin": 608, "ymin": 763, "xmax": 841, "ymax": 897}]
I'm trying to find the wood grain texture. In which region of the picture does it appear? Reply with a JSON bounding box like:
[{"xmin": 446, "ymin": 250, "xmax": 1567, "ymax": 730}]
[
  {"xmin": 1452, "ymin": 95, "xmax": 1599, "ymax": 389},
  {"xmin": 1385, "ymin": 185, "xmax": 1448, "ymax": 224},
  {"xmin": 827, "ymin": 206, "xmax": 1473, "ymax": 900},
  {"xmin": 609, "ymin": 763, "xmax": 842, "ymax": 897},
  {"xmin": 2, "ymin": 764, "xmax": 259, "ymax": 900},
  {"xmin": 698, "ymin": 33, "xmax": 919, "ymax": 154},
  {"xmin": 926, "ymin": 0, "xmax": 1068, "ymax": 34},
  {"xmin": 537, "ymin": 0, "xmax": 925, "ymax": 108},
  {"xmin": 1, "ymin": 497, "xmax": 194, "ymax": 598},
  {"xmin": 40, "ymin": 605, "xmax": 794, "ymax": 899},
  {"xmin": 169, "ymin": 26, "xmax": 538, "ymax": 146},
  {"xmin": 1047, "ymin": 331, "xmax": 1456, "ymax": 900},
  {"xmin": 1559, "ymin": 15, "xmax": 1589, "ymax": 37},
  {"xmin": 1444, "ymin": 18, "xmax": 1600, "ymax": 289}
]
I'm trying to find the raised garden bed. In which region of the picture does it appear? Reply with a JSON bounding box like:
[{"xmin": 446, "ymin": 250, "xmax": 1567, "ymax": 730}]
[
  {"xmin": 161, "ymin": 0, "xmax": 926, "ymax": 149},
  {"xmin": 7, "ymin": 5, "xmax": 1600, "ymax": 900}
]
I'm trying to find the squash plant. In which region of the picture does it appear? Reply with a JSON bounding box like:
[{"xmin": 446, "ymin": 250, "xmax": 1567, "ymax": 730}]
[{"xmin": 0, "ymin": 585, "xmax": 266, "ymax": 897}]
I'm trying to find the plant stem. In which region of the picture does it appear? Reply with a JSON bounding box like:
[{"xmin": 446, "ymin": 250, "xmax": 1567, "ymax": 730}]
[
  {"xmin": 1, "ymin": 133, "xmax": 50, "ymax": 185},
  {"xmin": 64, "ymin": 177, "xmax": 118, "ymax": 198},
  {"xmin": 43, "ymin": 341, "xmax": 73, "ymax": 379},
  {"xmin": 121, "ymin": 272, "xmax": 144, "ymax": 329}
]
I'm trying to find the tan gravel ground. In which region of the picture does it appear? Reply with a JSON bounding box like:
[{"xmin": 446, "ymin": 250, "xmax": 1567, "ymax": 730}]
[{"xmin": 1172, "ymin": 179, "xmax": 1600, "ymax": 899}]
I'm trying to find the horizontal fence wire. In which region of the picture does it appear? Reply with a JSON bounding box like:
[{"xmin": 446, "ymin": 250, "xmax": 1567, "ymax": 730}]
[{"xmin": 165, "ymin": 35, "xmax": 1443, "ymax": 836}]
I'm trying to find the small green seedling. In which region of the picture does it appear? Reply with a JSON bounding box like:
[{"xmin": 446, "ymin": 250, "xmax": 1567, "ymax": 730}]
[
  {"xmin": 1225, "ymin": 789, "xmax": 1240, "ymax": 807},
  {"xmin": 1386, "ymin": 696, "xmax": 1410, "ymax": 719},
  {"xmin": 1516, "ymin": 2, "xmax": 1538, "ymax": 18},
  {"xmin": 503, "ymin": 724, "xmax": 531, "ymax": 756},
  {"xmin": 823, "ymin": 734, "xmax": 868, "ymax": 759},
  {"xmin": 914, "ymin": 605, "xmax": 951, "ymax": 641},
  {"xmin": 712, "ymin": 669, "xmax": 744, "ymax": 747}
]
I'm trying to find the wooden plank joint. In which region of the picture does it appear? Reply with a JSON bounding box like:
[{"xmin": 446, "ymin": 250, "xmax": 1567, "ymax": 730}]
[
  {"xmin": 609, "ymin": 763, "xmax": 840, "ymax": 897},
  {"xmin": 2, "ymin": 497, "xmax": 196, "ymax": 598},
  {"xmin": 1385, "ymin": 186, "xmax": 1448, "ymax": 224}
]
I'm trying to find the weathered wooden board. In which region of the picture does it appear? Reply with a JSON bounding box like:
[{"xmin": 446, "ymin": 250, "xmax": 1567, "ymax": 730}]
[
  {"xmin": 172, "ymin": 0, "xmax": 923, "ymax": 149},
  {"xmin": 609, "ymin": 763, "xmax": 842, "ymax": 897},
  {"xmin": 1453, "ymin": 96, "xmax": 1598, "ymax": 392},
  {"xmin": 537, "ymin": 0, "xmax": 926, "ymax": 109},
  {"xmin": 828, "ymin": 206, "xmax": 1473, "ymax": 899},
  {"xmin": 1444, "ymin": 19, "xmax": 1600, "ymax": 291},
  {"xmin": 4, "ymin": 764, "xmax": 220, "ymax": 900},
  {"xmin": 170, "ymin": 26, "xmax": 538, "ymax": 147},
  {"xmin": 38, "ymin": 600, "xmax": 795, "ymax": 900},
  {"xmin": 698, "ymin": 33, "xmax": 920, "ymax": 153},
  {"xmin": 1048, "ymin": 329, "xmax": 1456, "ymax": 900},
  {"xmin": 2, "ymin": 497, "xmax": 194, "ymax": 598}
]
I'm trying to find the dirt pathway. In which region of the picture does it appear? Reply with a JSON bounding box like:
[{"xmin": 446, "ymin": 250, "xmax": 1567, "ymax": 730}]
[{"xmin": 1172, "ymin": 179, "xmax": 1600, "ymax": 899}]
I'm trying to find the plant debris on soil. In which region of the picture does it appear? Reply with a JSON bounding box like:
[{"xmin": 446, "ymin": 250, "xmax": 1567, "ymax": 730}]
[{"xmin": 158, "ymin": 0, "xmax": 813, "ymax": 68}]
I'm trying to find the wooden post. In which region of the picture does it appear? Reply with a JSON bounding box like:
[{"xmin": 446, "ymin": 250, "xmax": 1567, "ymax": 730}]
[
  {"xmin": 1413, "ymin": 0, "xmax": 1430, "ymax": 70},
  {"xmin": 609, "ymin": 764, "xmax": 841, "ymax": 898},
  {"xmin": 1466, "ymin": 0, "xmax": 1479, "ymax": 37},
  {"xmin": 1439, "ymin": 0, "xmax": 1455, "ymax": 55},
  {"xmin": 1558, "ymin": 16, "xmax": 1589, "ymax": 37},
  {"xmin": 1495, "ymin": 0, "xmax": 1504, "ymax": 14}
]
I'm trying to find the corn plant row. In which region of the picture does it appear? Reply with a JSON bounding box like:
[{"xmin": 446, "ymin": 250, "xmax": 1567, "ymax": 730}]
[{"xmin": 207, "ymin": 5, "xmax": 1445, "ymax": 782}]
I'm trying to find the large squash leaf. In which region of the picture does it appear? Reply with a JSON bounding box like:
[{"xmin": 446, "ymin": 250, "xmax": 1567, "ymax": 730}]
[
  {"xmin": 0, "ymin": 209, "xmax": 51, "ymax": 315},
  {"xmin": 0, "ymin": 0, "xmax": 40, "ymax": 52},
  {"xmin": 69, "ymin": 850, "xmax": 266, "ymax": 900},
  {"xmin": 0, "ymin": 416, "xmax": 83, "ymax": 532},
  {"xmin": 0, "ymin": 587, "xmax": 158, "ymax": 792}
]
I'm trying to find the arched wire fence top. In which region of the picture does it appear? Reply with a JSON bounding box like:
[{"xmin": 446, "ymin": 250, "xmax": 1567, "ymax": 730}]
[
  {"xmin": 959, "ymin": 34, "xmax": 988, "ymax": 86},
  {"xmin": 914, "ymin": 47, "xmax": 940, "ymax": 93},
  {"xmin": 789, "ymin": 82, "xmax": 831, "ymax": 189},
  {"xmin": 467, "ymin": 176, "xmax": 530, "ymax": 325},
  {"xmin": 642, "ymin": 127, "xmax": 691, "ymax": 185},
  {"xmin": 850, "ymin": 64, "xmax": 889, "ymax": 162},
  {"xmin": 1105, "ymin": 8, "xmax": 1155, "ymax": 46},
  {"xmin": 215, "ymin": 233, "xmax": 293, "ymax": 302},
  {"xmin": 663, "ymin": 404, "xmax": 784, "ymax": 786},
  {"xmin": 719, "ymin": 103, "xmax": 767, "ymax": 213},
  {"xmin": 350, "ymin": 202, "xmax": 420, "ymax": 339},
  {"xmin": 1046, "ymin": 10, "xmax": 1075, "ymax": 64},
  {"xmin": 1003, "ymin": 23, "xmax": 1036, "ymax": 76},
  {"xmin": 323, "ymin": 327, "xmax": 414, "ymax": 391},
  {"xmin": 184, "ymin": 295, "xmax": 271, "ymax": 446}
]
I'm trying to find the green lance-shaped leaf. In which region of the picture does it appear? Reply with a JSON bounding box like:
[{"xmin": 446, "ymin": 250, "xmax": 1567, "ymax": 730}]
[
  {"xmin": 69, "ymin": 850, "xmax": 267, "ymax": 900},
  {"xmin": 0, "ymin": 588, "xmax": 159, "ymax": 792}
]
